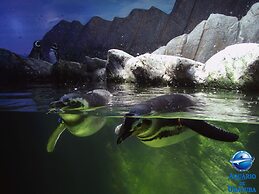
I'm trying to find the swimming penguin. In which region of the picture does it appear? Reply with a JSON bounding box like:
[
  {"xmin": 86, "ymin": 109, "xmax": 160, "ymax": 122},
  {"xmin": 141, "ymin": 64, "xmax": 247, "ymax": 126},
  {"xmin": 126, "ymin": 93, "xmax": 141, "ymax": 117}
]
[
  {"xmin": 48, "ymin": 43, "xmax": 60, "ymax": 64},
  {"xmin": 28, "ymin": 40, "xmax": 43, "ymax": 59},
  {"xmin": 115, "ymin": 93, "xmax": 239, "ymax": 147},
  {"xmin": 47, "ymin": 89, "xmax": 112, "ymax": 152}
]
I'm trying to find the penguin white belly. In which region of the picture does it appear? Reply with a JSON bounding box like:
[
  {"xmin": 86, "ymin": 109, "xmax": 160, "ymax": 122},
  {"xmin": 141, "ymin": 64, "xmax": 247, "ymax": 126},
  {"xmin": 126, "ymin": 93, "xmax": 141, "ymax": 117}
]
[
  {"xmin": 137, "ymin": 121, "xmax": 197, "ymax": 148},
  {"xmin": 48, "ymin": 50, "xmax": 58, "ymax": 64},
  {"xmin": 63, "ymin": 115, "xmax": 107, "ymax": 137}
]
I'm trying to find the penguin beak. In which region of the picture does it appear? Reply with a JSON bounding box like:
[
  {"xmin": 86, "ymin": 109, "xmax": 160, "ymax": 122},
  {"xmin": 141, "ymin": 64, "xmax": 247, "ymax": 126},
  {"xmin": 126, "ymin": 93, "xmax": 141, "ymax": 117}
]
[
  {"xmin": 116, "ymin": 123, "xmax": 133, "ymax": 144},
  {"xmin": 49, "ymin": 100, "xmax": 66, "ymax": 113},
  {"xmin": 49, "ymin": 98, "xmax": 84, "ymax": 113},
  {"xmin": 116, "ymin": 115, "xmax": 137, "ymax": 144}
]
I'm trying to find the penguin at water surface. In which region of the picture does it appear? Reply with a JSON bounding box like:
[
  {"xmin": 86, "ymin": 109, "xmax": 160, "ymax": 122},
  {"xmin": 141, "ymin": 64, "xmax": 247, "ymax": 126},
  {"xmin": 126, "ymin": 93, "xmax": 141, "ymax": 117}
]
[
  {"xmin": 115, "ymin": 93, "xmax": 239, "ymax": 147},
  {"xmin": 47, "ymin": 89, "xmax": 112, "ymax": 152}
]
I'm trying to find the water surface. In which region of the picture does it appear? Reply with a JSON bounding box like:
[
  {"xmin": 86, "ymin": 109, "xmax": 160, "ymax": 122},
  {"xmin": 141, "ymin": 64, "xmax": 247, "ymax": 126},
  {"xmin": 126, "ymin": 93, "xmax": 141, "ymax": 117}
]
[{"xmin": 0, "ymin": 83, "xmax": 258, "ymax": 194}]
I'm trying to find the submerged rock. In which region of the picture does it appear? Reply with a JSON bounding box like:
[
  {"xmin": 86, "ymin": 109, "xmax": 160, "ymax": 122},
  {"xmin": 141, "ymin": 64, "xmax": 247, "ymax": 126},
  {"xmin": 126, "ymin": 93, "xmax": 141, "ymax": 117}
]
[
  {"xmin": 203, "ymin": 43, "xmax": 259, "ymax": 89},
  {"xmin": 154, "ymin": 2, "xmax": 259, "ymax": 63}
]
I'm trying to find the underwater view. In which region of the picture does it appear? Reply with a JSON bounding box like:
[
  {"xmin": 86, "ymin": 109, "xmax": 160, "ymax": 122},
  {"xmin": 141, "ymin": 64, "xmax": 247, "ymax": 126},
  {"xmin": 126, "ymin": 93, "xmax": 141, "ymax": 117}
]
[
  {"xmin": 1, "ymin": 0, "xmax": 259, "ymax": 193},
  {"xmin": 0, "ymin": 84, "xmax": 258, "ymax": 193}
]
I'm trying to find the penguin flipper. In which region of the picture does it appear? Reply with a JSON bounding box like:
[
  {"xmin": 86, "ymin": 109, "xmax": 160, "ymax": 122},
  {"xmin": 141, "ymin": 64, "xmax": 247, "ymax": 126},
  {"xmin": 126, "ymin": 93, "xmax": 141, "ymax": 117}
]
[
  {"xmin": 181, "ymin": 119, "xmax": 239, "ymax": 142},
  {"xmin": 47, "ymin": 122, "xmax": 66, "ymax": 152}
]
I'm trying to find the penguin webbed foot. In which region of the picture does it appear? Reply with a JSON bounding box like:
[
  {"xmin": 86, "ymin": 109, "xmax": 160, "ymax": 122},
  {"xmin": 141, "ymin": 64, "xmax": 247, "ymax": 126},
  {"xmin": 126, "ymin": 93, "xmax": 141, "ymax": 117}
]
[{"xmin": 180, "ymin": 119, "xmax": 239, "ymax": 142}]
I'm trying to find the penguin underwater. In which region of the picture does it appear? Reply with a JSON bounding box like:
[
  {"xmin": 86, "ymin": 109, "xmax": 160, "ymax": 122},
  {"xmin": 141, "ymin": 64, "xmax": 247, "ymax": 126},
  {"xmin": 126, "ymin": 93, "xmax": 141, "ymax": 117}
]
[
  {"xmin": 47, "ymin": 89, "xmax": 112, "ymax": 152},
  {"xmin": 115, "ymin": 93, "xmax": 239, "ymax": 147}
]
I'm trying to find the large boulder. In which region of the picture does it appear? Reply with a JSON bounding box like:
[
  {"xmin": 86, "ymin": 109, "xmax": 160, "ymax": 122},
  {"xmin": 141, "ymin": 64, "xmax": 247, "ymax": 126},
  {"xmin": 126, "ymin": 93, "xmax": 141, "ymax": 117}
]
[
  {"xmin": 203, "ymin": 43, "xmax": 259, "ymax": 89},
  {"xmin": 106, "ymin": 49, "xmax": 134, "ymax": 82},
  {"xmin": 107, "ymin": 50, "xmax": 205, "ymax": 86},
  {"xmin": 153, "ymin": 2, "xmax": 259, "ymax": 63},
  {"xmin": 128, "ymin": 54, "xmax": 205, "ymax": 86}
]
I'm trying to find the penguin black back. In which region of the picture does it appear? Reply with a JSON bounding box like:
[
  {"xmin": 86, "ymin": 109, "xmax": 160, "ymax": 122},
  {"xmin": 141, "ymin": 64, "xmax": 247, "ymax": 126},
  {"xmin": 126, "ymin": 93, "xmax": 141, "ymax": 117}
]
[{"xmin": 129, "ymin": 93, "xmax": 195, "ymax": 115}]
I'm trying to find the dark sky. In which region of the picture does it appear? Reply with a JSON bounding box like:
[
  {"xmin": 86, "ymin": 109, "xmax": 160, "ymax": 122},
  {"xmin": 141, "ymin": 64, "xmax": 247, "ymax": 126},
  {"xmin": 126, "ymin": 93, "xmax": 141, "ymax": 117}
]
[{"xmin": 0, "ymin": 0, "xmax": 175, "ymax": 55}]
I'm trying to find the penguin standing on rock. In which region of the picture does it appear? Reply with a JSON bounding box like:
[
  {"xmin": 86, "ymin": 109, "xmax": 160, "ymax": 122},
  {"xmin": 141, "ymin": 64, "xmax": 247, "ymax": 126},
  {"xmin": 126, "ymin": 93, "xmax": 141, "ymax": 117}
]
[
  {"xmin": 48, "ymin": 43, "xmax": 60, "ymax": 64},
  {"xmin": 47, "ymin": 89, "xmax": 112, "ymax": 152},
  {"xmin": 115, "ymin": 93, "xmax": 239, "ymax": 147},
  {"xmin": 28, "ymin": 40, "xmax": 43, "ymax": 59}
]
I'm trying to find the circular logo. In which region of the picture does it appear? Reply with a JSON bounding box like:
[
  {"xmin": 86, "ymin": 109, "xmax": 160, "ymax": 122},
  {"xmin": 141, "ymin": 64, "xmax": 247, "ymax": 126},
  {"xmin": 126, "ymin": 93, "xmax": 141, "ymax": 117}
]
[{"xmin": 230, "ymin": 151, "xmax": 255, "ymax": 172}]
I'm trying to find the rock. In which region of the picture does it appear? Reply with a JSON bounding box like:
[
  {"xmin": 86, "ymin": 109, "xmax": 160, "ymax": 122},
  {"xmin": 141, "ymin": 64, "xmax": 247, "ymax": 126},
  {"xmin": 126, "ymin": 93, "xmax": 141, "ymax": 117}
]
[
  {"xmin": 203, "ymin": 43, "xmax": 259, "ymax": 89},
  {"xmin": 81, "ymin": 56, "xmax": 107, "ymax": 72},
  {"xmin": 23, "ymin": 58, "xmax": 53, "ymax": 81},
  {"xmin": 0, "ymin": 48, "xmax": 53, "ymax": 82},
  {"xmin": 0, "ymin": 49, "xmax": 27, "ymax": 82},
  {"xmin": 40, "ymin": 0, "xmax": 257, "ymax": 61},
  {"xmin": 238, "ymin": 2, "xmax": 259, "ymax": 43},
  {"xmin": 130, "ymin": 54, "xmax": 205, "ymax": 86},
  {"xmin": 108, "ymin": 50, "xmax": 205, "ymax": 86},
  {"xmin": 52, "ymin": 58, "xmax": 107, "ymax": 83},
  {"xmin": 152, "ymin": 46, "xmax": 166, "ymax": 55},
  {"xmin": 81, "ymin": 56, "xmax": 107, "ymax": 82},
  {"xmin": 106, "ymin": 49, "xmax": 133, "ymax": 82},
  {"xmin": 41, "ymin": 20, "xmax": 84, "ymax": 61},
  {"xmin": 52, "ymin": 60, "xmax": 89, "ymax": 83},
  {"xmin": 116, "ymin": 43, "xmax": 259, "ymax": 89},
  {"xmin": 0, "ymin": 48, "xmax": 107, "ymax": 83},
  {"xmin": 154, "ymin": 2, "xmax": 259, "ymax": 63},
  {"xmin": 91, "ymin": 68, "xmax": 106, "ymax": 83}
]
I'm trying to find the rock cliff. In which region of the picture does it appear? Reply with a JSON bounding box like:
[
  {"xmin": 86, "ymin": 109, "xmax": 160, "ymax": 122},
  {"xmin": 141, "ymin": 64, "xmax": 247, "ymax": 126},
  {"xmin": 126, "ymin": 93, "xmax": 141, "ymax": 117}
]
[
  {"xmin": 40, "ymin": 0, "xmax": 259, "ymax": 60},
  {"xmin": 154, "ymin": 2, "xmax": 259, "ymax": 63}
]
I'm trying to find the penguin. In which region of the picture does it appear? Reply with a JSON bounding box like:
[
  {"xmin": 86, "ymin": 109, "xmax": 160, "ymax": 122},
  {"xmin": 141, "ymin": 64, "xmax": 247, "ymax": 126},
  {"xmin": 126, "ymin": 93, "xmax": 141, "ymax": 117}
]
[
  {"xmin": 47, "ymin": 89, "xmax": 112, "ymax": 152},
  {"xmin": 48, "ymin": 43, "xmax": 60, "ymax": 64},
  {"xmin": 28, "ymin": 40, "xmax": 43, "ymax": 59},
  {"xmin": 115, "ymin": 93, "xmax": 239, "ymax": 147}
]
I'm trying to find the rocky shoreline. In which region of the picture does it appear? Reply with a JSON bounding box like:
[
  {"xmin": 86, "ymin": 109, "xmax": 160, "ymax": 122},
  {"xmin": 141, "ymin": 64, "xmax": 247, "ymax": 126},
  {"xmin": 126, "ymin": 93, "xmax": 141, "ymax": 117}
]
[{"xmin": 0, "ymin": 2, "xmax": 259, "ymax": 91}]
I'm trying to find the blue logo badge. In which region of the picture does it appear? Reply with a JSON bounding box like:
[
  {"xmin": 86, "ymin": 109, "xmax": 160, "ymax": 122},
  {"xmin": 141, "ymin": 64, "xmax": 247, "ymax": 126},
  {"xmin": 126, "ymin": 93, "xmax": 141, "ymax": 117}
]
[{"xmin": 230, "ymin": 151, "xmax": 255, "ymax": 172}]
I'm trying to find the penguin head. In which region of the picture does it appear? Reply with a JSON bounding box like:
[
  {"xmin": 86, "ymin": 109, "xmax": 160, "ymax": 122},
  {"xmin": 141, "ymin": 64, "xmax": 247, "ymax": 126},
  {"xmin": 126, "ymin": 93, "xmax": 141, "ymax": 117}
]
[
  {"xmin": 49, "ymin": 93, "xmax": 89, "ymax": 113},
  {"xmin": 51, "ymin": 43, "xmax": 58, "ymax": 50},
  {"xmin": 34, "ymin": 40, "xmax": 41, "ymax": 48},
  {"xmin": 115, "ymin": 114, "xmax": 152, "ymax": 144}
]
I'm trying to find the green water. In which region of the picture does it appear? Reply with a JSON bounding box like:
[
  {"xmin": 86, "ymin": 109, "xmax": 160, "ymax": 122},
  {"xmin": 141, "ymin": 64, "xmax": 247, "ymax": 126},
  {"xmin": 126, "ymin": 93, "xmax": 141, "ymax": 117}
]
[{"xmin": 0, "ymin": 84, "xmax": 258, "ymax": 194}]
